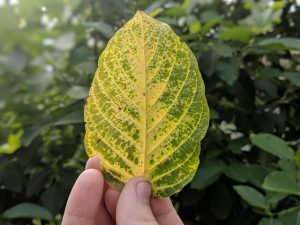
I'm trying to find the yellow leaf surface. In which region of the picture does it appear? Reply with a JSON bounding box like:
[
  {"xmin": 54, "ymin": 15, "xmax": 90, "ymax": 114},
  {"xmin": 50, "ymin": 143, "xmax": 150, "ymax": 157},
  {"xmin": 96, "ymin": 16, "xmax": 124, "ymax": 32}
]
[{"xmin": 84, "ymin": 11, "xmax": 209, "ymax": 197}]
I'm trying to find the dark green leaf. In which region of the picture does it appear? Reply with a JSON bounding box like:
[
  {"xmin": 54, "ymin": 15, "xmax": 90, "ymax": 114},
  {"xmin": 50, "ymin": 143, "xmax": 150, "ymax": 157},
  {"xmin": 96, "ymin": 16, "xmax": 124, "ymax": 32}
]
[
  {"xmin": 224, "ymin": 164, "xmax": 248, "ymax": 183},
  {"xmin": 262, "ymin": 171, "xmax": 300, "ymax": 195},
  {"xmin": 3, "ymin": 203, "xmax": 52, "ymax": 221},
  {"xmin": 191, "ymin": 163, "xmax": 226, "ymax": 190},
  {"xmin": 258, "ymin": 218, "xmax": 282, "ymax": 225},
  {"xmin": 41, "ymin": 185, "xmax": 65, "ymax": 215},
  {"xmin": 246, "ymin": 165, "xmax": 272, "ymax": 188},
  {"xmin": 26, "ymin": 172, "xmax": 49, "ymax": 197},
  {"xmin": 234, "ymin": 185, "xmax": 269, "ymax": 210},
  {"xmin": 217, "ymin": 58, "xmax": 241, "ymax": 85},
  {"xmin": 278, "ymin": 207, "xmax": 300, "ymax": 225},
  {"xmin": 258, "ymin": 38, "xmax": 300, "ymax": 51},
  {"xmin": 208, "ymin": 183, "xmax": 232, "ymax": 220},
  {"xmin": 0, "ymin": 166, "xmax": 24, "ymax": 193},
  {"xmin": 250, "ymin": 133, "xmax": 294, "ymax": 160},
  {"xmin": 283, "ymin": 72, "xmax": 300, "ymax": 87},
  {"xmin": 266, "ymin": 191, "xmax": 286, "ymax": 204}
]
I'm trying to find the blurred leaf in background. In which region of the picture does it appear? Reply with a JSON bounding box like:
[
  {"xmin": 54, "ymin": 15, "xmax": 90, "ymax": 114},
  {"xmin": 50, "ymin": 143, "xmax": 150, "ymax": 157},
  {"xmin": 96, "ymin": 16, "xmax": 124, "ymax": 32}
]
[{"xmin": 0, "ymin": 0, "xmax": 300, "ymax": 224}]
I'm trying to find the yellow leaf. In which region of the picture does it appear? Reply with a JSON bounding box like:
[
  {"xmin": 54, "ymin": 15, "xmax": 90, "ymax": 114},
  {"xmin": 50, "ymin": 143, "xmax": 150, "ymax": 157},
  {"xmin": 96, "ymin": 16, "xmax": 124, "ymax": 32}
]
[{"xmin": 84, "ymin": 11, "xmax": 209, "ymax": 197}]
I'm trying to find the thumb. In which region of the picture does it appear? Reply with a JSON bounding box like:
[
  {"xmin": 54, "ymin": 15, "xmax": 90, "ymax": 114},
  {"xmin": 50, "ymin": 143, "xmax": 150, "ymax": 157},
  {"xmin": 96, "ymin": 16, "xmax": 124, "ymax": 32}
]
[{"xmin": 116, "ymin": 177, "xmax": 158, "ymax": 225}]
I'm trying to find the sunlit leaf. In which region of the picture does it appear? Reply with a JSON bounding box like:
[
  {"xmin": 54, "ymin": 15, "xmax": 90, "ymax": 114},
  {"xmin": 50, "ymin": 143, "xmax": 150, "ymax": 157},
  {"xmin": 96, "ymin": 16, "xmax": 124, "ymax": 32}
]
[
  {"xmin": 84, "ymin": 11, "xmax": 209, "ymax": 197},
  {"xmin": 220, "ymin": 27, "xmax": 252, "ymax": 43},
  {"xmin": 0, "ymin": 130, "xmax": 23, "ymax": 154}
]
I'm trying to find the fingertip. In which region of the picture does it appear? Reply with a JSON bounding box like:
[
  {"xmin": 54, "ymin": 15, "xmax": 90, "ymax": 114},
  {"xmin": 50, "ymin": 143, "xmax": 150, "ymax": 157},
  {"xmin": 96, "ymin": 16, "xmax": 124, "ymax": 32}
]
[
  {"xmin": 64, "ymin": 169, "xmax": 104, "ymax": 218},
  {"xmin": 85, "ymin": 156, "xmax": 101, "ymax": 170},
  {"xmin": 116, "ymin": 176, "xmax": 158, "ymax": 225}
]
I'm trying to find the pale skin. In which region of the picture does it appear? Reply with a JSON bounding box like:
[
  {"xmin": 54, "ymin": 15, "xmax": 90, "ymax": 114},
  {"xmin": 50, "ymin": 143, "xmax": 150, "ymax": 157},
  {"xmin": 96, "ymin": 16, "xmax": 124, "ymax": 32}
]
[{"xmin": 61, "ymin": 157, "xmax": 184, "ymax": 225}]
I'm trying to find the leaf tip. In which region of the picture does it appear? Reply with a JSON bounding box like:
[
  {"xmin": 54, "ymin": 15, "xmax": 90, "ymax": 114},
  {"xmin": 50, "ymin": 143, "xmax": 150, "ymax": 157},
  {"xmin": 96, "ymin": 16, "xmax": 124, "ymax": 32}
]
[{"xmin": 135, "ymin": 10, "xmax": 151, "ymax": 19}]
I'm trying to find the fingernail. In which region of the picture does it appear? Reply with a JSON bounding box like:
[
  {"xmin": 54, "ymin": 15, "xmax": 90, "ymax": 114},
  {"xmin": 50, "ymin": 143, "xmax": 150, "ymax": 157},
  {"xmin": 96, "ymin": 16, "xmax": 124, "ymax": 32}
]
[{"xmin": 136, "ymin": 181, "xmax": 151, "ymax": 202}]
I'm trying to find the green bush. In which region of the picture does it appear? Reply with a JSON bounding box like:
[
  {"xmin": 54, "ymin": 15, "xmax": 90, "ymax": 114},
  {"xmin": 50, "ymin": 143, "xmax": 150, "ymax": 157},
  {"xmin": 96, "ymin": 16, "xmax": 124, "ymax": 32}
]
[{"xmin": 0, "ymin": 0, "xmax": 299, "ymax": 224}]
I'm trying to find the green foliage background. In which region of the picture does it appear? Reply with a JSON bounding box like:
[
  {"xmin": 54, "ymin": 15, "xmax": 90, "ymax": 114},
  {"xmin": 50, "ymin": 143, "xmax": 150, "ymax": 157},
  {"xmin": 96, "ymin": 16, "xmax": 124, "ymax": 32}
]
[{"xmin": 0, "ymin": 0, "xmax": 300, "ymax": 224}]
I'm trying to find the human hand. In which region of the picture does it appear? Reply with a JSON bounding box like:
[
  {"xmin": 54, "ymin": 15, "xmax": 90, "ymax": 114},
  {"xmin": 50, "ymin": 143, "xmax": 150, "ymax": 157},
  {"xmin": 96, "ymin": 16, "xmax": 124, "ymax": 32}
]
[{"xmin": 61, "ymin": 157, "xmax": 183, "ymax": 225}]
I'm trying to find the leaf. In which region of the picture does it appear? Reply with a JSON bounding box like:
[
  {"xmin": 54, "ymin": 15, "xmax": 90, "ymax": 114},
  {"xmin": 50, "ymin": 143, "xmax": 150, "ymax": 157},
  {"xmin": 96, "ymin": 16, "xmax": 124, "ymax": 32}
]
[
  {"xmin": 41, "ymin": 185, "xmax": 66, "ymax": 215},
  {"xmin": 233, "ymin": 185, "xmax": 269, "ymax": 210},
  {"xmin": 266, "ymin": 191, "xmax": 286, "ymax": 204},
  {"xmin": 191, "ymin": 163, "xmax": 226, "ymax": 190},
  {"xmin": 258, "ymin": 218, "xmax": 282, "ymax": 225},
  {"xmin": 84, "ymin": 21, "xmax": 114, "ymax": 39},
  {"xmin": 84, "ymin": 11, "xmax": 210, "ymax": 198},
  {"xmin": 224, "ymin": 164, "xmax": 271, "ymax": 187},
  {"xmin": 26, "ymin": 172, "xmax": 49, "ymax": 197},
  {"xmin": 278, "ymin": 207, "xmax": 300, "ymax": 225},
  {"xmin": 262, "ymin": 171, "xmax": 300, "ymax": 195},
  {"xmin": 5, "ymin": 49, "xmax": 28, "ymax": 74},
  {"xmin": 198, "ymin": 49, "xmax": 218, "ymax": 77},
  {"xmin": 246, "ymin": 165, "xmax": 272, "ymax": 188},
  {"xmin": 0, "ymin": 165, "xmax": 24, "ymax": 192},
  {"xmin": 283, "ymin": 72, "xmax": 300, "ymax": 87},
  {"xmin": 217, "ymin": 58, "xmax": 241, "ymax": 86},
  {"xmin": 220, "ymin": 27, "xmax": 252, "ymax": 43},
  {"xmin": 54, "ymin": 32, "xmax": 76, "ymax": 50},
  {"xmin": 0, "ymin": 130, "xmax": 23, "ymax": 154},
  {"xmin": 212, "ymin": 42, "xmax": 234, "ymax": 57},
  {"xmin": 208, "ymin": 183, "xmax": 232, "ymax": 220},
  {"xmin": 2, "ymin": 203, "xmax": 52, "ymax": 221},
  {"xmin": 22, "ymin": 101, "xmax": 84, "ymax": 146},
  {"xmin": 53, "ymin": 110, "xmax": 83, "ymax": 126},
  {"xmin": 67, "ymin": 86, "xmax": 89, "ymax": 99},
  {"xmin": 250, "ymin": 133, "xmax": 294, "ymax": 160},
  {"xmin": 258, "ymin": 38, "xmax": 300, "ymax": 51},
  {"xmin": 224, "ymin": 164, "xmax": 248, "ymax": 183}
]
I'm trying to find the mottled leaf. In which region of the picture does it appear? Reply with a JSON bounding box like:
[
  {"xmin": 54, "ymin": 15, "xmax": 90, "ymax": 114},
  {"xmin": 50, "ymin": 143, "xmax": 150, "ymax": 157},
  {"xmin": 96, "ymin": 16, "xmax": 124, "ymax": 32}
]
[{"xmin": 84, "ymin": 11, "xmax": 209, "ymax": 197}]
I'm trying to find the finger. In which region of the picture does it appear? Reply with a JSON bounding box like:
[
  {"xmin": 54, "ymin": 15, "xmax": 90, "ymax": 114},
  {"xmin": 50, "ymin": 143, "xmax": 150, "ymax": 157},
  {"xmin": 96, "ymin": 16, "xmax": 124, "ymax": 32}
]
[
  {"xmin": 62, "ymin": 169, "xmax": 105, "ymax": 225},
  {"xmin": 151, "ymin": 198, "xmax": 183, "ymax": 225},
  {"xmin": 85, "ymin": 156, "xmax": 100, "ymax": 170},
  {"xmin": 104, "ymin": 187, "xmax": 120, "ymax": 219},
  {"xmin": 116, "ymin": 177, "xmax": 158, "ymax": 225},
  {"xmin": 85, "ymin": 157, "xmax": 109, "ymax": 191}
]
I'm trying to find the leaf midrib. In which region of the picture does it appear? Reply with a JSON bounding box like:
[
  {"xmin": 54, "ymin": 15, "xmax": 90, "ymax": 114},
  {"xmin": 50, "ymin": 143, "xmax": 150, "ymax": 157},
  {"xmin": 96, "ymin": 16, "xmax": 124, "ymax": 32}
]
[{"xmin": 138, "ymin": 11, "xmax": 148, "ymax": 175}]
